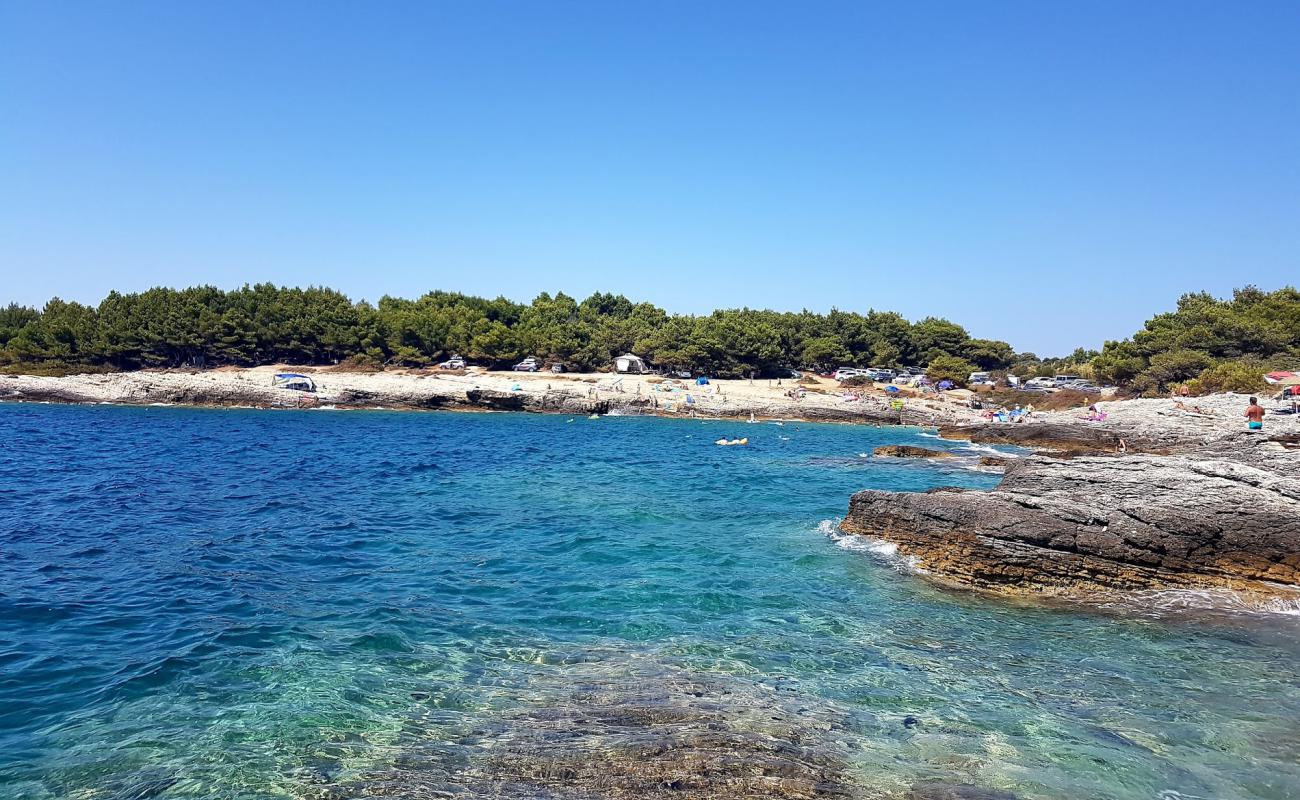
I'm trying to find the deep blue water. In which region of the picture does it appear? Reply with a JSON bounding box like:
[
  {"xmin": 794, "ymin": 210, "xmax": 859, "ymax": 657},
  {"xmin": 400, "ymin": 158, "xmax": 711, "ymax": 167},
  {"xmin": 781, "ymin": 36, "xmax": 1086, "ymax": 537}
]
[{"xmin": 1, "ymin": 403, "xmax": 1298, "ymax": 799}]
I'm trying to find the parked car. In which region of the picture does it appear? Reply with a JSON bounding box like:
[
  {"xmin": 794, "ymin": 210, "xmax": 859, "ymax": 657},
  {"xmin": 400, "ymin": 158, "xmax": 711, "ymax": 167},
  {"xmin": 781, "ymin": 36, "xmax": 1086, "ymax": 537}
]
[
  {"xmin": 968, "ymin": 371, "xmax": 995, "ymax": 386},
  {"xmin": 438, "ymin": 356, "xmax": 466, "ymax": 370},
  {"xmin": 833, "ymin": 368, "xmax": 865, "ymax": 381},
  {"xmin": 1024, "ymin": 377, "xmax": 1056, "ymax": 390},
  {"xmin": 550, "ymin": 363, "xmax": 565, "ymax": 374},
  {"xmin": 672, "ymin": 370, "xmax": 692, "ymax": 379},
  {"xmin": 869, "ymin": 368, "xmax": 897, "ymax": 381},
  {"xmin": 1055, "ymin": 378, "xmax": 1099, "ymax": 391},
  {"xmin": 513, "ymin": 356, "xmax": 539, "ymax": 372},
  {"xmin": 1052, "ymin": 374, "xmax": 1082, "ymax": 387}
]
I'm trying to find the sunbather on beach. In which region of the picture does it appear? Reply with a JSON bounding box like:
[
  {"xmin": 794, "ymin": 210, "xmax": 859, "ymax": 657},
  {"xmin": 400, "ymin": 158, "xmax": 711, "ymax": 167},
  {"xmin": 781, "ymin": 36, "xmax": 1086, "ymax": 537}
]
[{"xmin": 1244, "ymin": 397, "xmax": 1265, "ymax": 430}]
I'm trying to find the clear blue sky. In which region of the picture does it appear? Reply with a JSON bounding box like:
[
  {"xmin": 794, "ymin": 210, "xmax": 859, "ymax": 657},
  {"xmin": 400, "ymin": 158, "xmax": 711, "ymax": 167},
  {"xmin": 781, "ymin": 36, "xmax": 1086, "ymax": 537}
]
[{"xmin": 2, "ymin": 1, "xmax": 1297, "ymax": 355}]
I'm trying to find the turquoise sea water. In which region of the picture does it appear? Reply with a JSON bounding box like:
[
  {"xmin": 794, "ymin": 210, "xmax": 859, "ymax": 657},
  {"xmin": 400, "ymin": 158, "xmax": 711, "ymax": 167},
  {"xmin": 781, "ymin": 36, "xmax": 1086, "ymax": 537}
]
[{"xmin": 1, "ymin": 403, "xmax": 1297, "ymax": 799}]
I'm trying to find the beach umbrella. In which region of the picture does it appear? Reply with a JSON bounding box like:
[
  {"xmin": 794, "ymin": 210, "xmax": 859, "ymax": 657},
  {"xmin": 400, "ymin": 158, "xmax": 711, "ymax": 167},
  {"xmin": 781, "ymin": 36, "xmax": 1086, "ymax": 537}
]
[
  {"xmin": 1277, "ymin": 376, "xmax": 1300, "ymax": 387},
  {"xmin": 885, "ymin": 385, "xmax": 900, "ymax": 394},
  {"xmin": 1265, "ymin": 371, "xmax": 1296, "ymax": 383}
]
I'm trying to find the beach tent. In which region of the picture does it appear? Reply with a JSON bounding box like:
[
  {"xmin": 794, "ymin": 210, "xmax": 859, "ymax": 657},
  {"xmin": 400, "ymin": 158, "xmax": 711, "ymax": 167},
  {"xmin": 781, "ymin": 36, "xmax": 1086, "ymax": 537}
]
[
  {"xmin": 696, "ymin": 376, "xmax": 710, "ymax": 385},
  {"xmin": 272, "ymin": 373, "xmax": 317, "ymax": 392},
  {"xmin": 614, "ymin": 354, "xmax": 649, "ymax": 374},
  {"xmin": 937, "ymin": 380, "xmax": 955, "ymax": 390}
]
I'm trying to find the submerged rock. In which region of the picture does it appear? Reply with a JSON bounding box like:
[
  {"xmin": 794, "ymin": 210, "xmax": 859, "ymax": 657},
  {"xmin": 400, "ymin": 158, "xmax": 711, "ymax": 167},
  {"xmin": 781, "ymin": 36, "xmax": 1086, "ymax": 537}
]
[
  {"xmin": 873, "ymin": 445, "xmax": 954, "ymax": 459},
  {"xmin": 842, "ymin": 431, "xmax": 1300, "ymax": 598},
  {"xmin": 908, "ymin": 783, "xmax": 1017, "ymax": 800},
  {"xmin": 320, "ymin": 657, "xmax": 855, "ymax": 799}
]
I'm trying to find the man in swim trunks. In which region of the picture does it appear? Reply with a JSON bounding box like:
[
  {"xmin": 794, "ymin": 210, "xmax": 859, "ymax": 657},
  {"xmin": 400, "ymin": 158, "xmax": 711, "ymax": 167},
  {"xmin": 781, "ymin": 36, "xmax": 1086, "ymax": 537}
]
[{"xmin": 1244, "ymin": 397, "xmax": 1265, "ymax": 430}]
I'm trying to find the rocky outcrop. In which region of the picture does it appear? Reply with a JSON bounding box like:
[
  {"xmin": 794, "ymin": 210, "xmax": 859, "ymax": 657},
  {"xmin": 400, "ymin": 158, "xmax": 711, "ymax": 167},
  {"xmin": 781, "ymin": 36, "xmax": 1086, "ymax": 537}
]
[
  {"xmin": 842, "ymin": 431, "xmax": 1300, "ymax": 597},
  {"xmin": 873, "ymin": 445, "xmax": 954, "ymax": 459},
  {"xmin": 938, "ymin": 422, "xmax": 1135, "ymax": 454},
  {"xmin": 463, "ymin": 388, "xmax": 529, "ymax": 410}
]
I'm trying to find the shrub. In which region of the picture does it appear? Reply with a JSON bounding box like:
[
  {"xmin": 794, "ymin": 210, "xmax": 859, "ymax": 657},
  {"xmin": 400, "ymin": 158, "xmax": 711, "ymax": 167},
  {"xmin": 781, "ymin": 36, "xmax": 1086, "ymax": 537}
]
[
  {"xmin": 1185, "ymin": 361, "xmax": 1269, "ymax": 395},
  {"xmin": 337, "ymin": 353, "xmax": 386, "ymax": 372},
  {"xmin": 1130, "ymin": 349, "xmax": 1215, "ymax": 395},
  {"xmin": 925, "ymin": 354, "xmax": 978, "ymax": 387}
]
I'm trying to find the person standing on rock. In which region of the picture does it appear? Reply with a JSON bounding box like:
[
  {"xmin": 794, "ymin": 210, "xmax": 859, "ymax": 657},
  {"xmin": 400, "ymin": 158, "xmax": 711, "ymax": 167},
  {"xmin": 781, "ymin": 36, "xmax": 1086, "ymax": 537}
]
[{"xmin": 1244, "ymin": 396, "xmax": 1266, "ymax": 430}]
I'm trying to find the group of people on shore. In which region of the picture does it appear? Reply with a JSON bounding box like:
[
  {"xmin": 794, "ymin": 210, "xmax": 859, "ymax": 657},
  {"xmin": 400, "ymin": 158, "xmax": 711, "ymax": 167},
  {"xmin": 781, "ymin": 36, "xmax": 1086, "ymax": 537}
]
[
  {"xmin": 974, "ymin": 402, "xmax": 1032, "ymax": 423},
  {"xmin": 1170, "ymin": 396, "xmax": 1277, "ymax": 431}
]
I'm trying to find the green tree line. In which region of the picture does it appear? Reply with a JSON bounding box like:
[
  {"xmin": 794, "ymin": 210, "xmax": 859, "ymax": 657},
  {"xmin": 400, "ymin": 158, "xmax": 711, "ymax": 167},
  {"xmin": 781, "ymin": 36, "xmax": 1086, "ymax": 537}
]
[
  {"xmin": 0, "ymin": 284, "xmax": 1016, "ymax": 378},
  {"xmin": 1090, "ymin": 286, "xmax": 1300, "ymax": 394},
  {"xmin": 5, "ymin": 284, "xmax": 1295, "ymax": 390}
]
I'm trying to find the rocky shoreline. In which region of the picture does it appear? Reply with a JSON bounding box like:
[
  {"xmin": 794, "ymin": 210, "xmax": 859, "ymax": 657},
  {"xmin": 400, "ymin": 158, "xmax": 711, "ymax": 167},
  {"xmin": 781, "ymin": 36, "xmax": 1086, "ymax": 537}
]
[
  {"xmin": 0, "ymin": 367, "xmax": 977, "ymax": 426},
  {"xmin": 842, "ymin": 413, "xmax": 1300, "ymax": 603}
]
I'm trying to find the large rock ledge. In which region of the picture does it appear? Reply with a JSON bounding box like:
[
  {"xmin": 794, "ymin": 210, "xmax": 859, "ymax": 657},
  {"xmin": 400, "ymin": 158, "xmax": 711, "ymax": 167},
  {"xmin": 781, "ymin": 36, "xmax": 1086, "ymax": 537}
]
[{"xmin": 841, "ymin": 431, "xmax": 1300, "ymax": 597}]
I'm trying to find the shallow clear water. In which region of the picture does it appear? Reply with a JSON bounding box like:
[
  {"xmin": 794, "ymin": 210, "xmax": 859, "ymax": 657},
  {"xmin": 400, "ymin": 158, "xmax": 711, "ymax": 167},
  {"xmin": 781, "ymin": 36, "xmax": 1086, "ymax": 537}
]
[{"xmin": 1, "ymin": 403, "xmax": 1297, "ymax": 799}]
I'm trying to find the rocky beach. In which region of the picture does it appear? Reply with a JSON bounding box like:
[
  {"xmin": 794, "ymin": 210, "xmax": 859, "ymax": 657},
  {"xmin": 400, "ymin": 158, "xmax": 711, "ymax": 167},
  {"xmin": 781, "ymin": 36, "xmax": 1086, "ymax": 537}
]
[
  {"xmin": 0, "ymin": 366, "xmax": 984, "ymax": 426},
  {"xmin": 842, "ymin": 393, "xmax": 1300, "ymax": 606}
]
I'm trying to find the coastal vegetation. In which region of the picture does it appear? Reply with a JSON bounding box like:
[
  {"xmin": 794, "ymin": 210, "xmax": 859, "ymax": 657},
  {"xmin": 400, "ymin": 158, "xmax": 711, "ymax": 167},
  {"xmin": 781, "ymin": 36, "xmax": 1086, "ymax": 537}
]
[
  {"xmin": 0, "ymin": 285, "xmax": 1015, "ymax": 379},
  {"xmin": 1092, "ymin": 286, "xmax": 1300, "ymax": 394},
  {"xmin": 2, "ymin": 284, "xmax": 1297, "ymax": 392}
]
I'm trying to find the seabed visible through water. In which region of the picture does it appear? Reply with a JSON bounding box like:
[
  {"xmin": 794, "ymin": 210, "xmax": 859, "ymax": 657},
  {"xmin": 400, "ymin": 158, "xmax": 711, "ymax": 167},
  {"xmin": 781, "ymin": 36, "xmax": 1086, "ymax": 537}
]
[{"xmin": 1, "ymin": 403, "xmax": 1297, "ymax": 799}]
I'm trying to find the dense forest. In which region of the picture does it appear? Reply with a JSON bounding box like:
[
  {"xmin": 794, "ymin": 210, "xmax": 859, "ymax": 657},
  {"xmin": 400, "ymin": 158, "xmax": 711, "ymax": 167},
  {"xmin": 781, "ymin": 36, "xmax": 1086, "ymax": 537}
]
[
  {"xmin": 0, "ymin": 285, "xmax": 1021, "ymax": 379},
  {"xmin": 1, "ymin": 284, "xmax": 1297, "ymax": 392}
]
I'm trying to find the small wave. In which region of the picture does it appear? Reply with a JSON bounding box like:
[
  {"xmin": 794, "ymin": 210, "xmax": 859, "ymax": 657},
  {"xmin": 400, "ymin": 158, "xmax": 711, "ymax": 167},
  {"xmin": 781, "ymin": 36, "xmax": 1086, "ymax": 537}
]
[
  {"xmin": 917, "ymin": 431, "xmax": 940, "ymax": 438},
  {"xmin": 1095, "ymin": 588, "xmax": 1300, "ymax": 619},
  {"xmin": 955, "ymin": 461, "xmax": 1006, "ymax": 473},
  {"xmin": 816, "ymin": 519, "xmax": 919, "ymax": 572},
  {"xmin": 958, "ymin": 442, "xmax": 1008, "ymax": 456}
]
